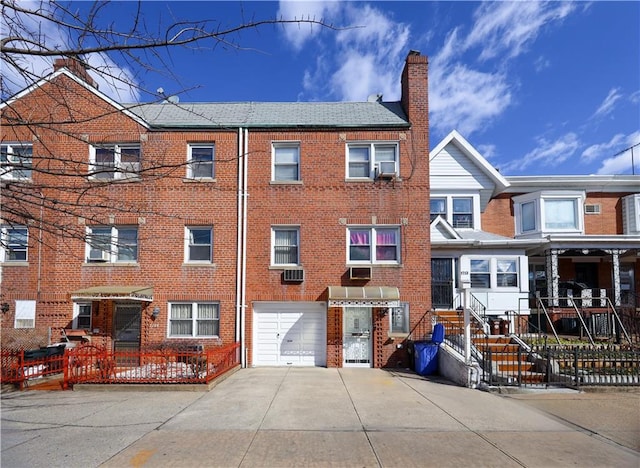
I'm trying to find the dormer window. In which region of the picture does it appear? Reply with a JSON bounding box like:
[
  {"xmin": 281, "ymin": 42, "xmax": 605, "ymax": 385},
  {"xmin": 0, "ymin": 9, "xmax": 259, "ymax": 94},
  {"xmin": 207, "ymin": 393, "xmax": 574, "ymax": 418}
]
[{"xmin": 429, "ymin": 195, "xmax": 479, "ymax": 229}]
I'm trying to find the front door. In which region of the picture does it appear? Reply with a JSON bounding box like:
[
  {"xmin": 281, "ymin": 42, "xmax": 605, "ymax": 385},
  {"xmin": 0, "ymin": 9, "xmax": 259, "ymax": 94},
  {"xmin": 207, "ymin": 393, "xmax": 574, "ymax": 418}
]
[
  {"xmin": 114, "ymin": 304, "xmax": 141, "ymax": 366},
  {"xmin": 343, "ymin": 307, "xmax": 372, "ymax": 367},
  {"xmin": 432, "ymin": 258, "xmax": 454, "ymax": 308}
]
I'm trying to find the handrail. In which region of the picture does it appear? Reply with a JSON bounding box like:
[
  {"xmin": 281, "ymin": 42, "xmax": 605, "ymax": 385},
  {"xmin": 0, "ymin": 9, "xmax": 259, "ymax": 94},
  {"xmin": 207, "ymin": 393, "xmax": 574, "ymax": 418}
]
[
  {"xmin": 534, "ymin": 297, "xmax": 562, "ymax": 344},
  {"xmin": 567, "ymin": 298, "xmax": 595, "ymax": 345},
  {"xmin": 603, "ymin": 297, "xmax": 633, "ymax": 346}
]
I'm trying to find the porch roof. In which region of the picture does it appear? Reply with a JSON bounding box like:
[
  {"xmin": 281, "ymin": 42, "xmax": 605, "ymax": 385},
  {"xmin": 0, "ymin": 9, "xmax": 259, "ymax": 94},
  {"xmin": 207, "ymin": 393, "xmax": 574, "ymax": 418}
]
[
  {"xmin": 71, "ymin": 286, "xmax": 154, "ymax": 302},
  {"xmin": 327, "ymin": 286, "xmax": 400, "ymax": 307}
]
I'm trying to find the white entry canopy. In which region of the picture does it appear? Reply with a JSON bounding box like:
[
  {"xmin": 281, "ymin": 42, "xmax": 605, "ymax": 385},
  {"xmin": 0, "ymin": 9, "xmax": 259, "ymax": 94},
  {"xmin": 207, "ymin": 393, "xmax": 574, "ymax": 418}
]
[
  {"xmin": 71, "ymin": 286, "xmax": 153, "ymax": 302},
  {"xmin": 328, "ymin": 286, "xmax": 400, "ymax": 307}
]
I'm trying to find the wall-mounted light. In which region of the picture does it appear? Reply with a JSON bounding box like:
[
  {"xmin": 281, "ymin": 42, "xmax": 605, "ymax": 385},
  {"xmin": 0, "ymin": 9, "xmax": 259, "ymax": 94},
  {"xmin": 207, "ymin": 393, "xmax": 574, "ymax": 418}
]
[
  {"xmin": 1, "ymin": 303, "xmax": 9, "ymax": 314},
  {"xmin": 151, "ymin": 306, "xmax": 160, "ymax": 319}
]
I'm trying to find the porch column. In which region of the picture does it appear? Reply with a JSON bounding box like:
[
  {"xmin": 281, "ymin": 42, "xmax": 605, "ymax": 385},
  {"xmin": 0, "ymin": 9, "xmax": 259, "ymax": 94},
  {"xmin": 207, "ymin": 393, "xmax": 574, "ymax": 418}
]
[
  {"xmin": 545, "ymin": 249, "xmax": 565, "ymax": 306},
  {"xmin": 604, "ymin": 249, "xmax": 627, "ymax": 306}
]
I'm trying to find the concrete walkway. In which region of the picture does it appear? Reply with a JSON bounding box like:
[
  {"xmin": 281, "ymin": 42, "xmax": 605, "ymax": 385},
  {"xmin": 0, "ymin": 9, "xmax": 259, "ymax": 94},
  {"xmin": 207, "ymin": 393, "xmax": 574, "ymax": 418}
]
[{"xmin": 1, "ymin": 368, "xmax": 638, "ymax": 467}]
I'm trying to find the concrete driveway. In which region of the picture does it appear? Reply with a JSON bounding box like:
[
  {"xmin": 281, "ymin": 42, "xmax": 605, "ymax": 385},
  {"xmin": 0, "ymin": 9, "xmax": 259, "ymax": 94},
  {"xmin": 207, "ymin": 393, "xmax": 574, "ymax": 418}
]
[{"xmin": 1, "ymin": 368, "xmax": 638, "ymax": 467}]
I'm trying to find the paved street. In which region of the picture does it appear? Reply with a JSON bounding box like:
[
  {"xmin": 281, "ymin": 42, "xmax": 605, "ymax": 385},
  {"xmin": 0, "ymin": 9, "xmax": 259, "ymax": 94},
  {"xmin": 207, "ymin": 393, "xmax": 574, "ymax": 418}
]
[{"xmin": 1, "ymin": 368, "xmax": 638, "ymax": 467}]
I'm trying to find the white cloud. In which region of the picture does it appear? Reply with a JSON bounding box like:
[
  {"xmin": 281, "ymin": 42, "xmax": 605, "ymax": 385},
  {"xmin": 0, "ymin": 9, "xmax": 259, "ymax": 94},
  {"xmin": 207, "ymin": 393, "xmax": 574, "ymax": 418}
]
[
  {"xmin": 286, "ymin": 1, "xmax": 410, "ymax": 101},
  {"xmin": 1, "ymin": 1, "xmax": 139, "ymax": 102},
  {"xmin": 476, "ymin": 144, "xmax": 497, "ymax": 160},
  {"xmin": 581, "ymin": 133, "xmax": 627, "ymax": 162},
  {"xmin": 587, "ymin": 131, "xmax": 640, "ymax": 175},
  {"xmin": 465, "ymin": 1, "xmax": 576, "ymax": 61},
  {"xmin": 500, "ymin": 133, "xmax": 580, "ymax": 173},
  {"xmin": 592, "ymin": 88, "xmax": 623, "ymax": 119},
  {"xmin": 277, "ymin": 1, "xmax": 342, "ymax": 51},
  {"xmin": 534, "ymin": 56, "xmax": 551, "ymax": 72}
]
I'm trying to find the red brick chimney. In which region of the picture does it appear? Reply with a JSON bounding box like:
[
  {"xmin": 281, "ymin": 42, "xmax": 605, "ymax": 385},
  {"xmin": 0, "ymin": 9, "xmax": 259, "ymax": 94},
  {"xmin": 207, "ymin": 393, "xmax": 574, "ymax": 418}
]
[
  {"xmin": 400, "ymin": 50, "xmax": 428, "ymax": 132},
  {"xmin": 53, "ymin": 57, "xmax": 99, "ymax": 89}
]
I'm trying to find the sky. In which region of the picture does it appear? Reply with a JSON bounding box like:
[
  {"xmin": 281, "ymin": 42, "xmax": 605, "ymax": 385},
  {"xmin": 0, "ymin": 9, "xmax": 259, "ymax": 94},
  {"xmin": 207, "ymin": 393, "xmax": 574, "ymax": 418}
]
[{"xmin": 3, "ymin": 1, "xmax": 640, "ymax": 176}]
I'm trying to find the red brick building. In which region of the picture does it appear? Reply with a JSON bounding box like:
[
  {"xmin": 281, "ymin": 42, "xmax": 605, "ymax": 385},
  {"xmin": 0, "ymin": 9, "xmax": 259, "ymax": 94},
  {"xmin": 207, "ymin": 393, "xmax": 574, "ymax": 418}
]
[{"xmin": 1, "ymin": 52, "xmax": 432, "ymax": 368}]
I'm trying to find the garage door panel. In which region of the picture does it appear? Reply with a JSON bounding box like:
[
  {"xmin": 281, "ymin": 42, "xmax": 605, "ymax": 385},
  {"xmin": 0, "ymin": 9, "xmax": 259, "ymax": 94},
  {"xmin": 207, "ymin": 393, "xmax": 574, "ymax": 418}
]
[{"xmin": 253, "ymin": 302, "xmax": 326, "ymax": 367}]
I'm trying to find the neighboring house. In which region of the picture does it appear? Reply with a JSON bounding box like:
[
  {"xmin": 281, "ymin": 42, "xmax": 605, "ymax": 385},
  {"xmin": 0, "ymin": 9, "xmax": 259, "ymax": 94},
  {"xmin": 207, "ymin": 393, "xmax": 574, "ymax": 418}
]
[
  {"xmin": 429, "ymin": 130, "xmax": 640, "ymax": 332},
  {"xmin": 0, "ymin": 52, "xmax": 431, "ymax": 368}
]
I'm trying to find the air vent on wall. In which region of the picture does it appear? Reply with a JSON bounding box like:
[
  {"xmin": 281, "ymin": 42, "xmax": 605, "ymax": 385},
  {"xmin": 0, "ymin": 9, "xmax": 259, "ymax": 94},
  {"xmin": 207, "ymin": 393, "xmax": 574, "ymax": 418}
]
[
  {"xmin": 584, "ymin": 204, "xmax": 601, "ymax": 214},
  {"xmin": 349, "ymin": 266, "xmax": 372, "ymax": 280},
  {"xmin": 283, "ymin": 268, "xmax": 304, "ymax": 282}
]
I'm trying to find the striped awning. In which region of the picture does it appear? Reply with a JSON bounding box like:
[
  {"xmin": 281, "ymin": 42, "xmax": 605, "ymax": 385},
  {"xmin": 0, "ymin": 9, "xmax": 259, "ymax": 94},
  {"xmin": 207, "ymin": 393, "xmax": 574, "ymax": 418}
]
[
  {"xmin": 327, "ymin": 286, "xmax": 400, "ymax": 307},
  {"xmin": 71, "ymin": 286, "xmax": 153, "ymax": 302}
]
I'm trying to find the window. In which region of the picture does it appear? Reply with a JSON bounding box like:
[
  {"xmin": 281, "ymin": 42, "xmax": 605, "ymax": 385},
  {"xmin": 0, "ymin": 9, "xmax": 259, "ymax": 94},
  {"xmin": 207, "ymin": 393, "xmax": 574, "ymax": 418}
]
[
  {"xmin": 347, "ymin": 143, "xmax": 398, "ymax": 179},
  {"xmin": 168, "ymin": 302, "xmax": 219, "ymax": 337},
  {"xmin": 521, "ymin": 201, "xmax": 536, "ymax": 232},
  {"xmin": 390, "ymin": 302, "xmax": 409, "ymax": 334},
  {"xmin": 430, "ymin": 195, "xmax": 477, "ymax": 228},
  {"xmin": 544, "ymin": 199, "xmax": 578, "ymax": 230},
  {"xmin": 452, "ymin": 197, "xmax": 473, "ymax": 228},
  {"xmin": 186, "ymin": 227, "xmax": 212, "ymax": 262},
  {"xmin": 430, "ymin": 198, "xmax": 446, "ymax": 222},
  {"xmin": 497, "ymin": 259, "xmax": 518, "ymax": 287},
  {"xmin": 273, "ymin": 143, "xmax": 300, "ymax": 181},
  {"xmin": 470, "ymin": 259, "xmax": 490, "ymax": 288},
  {"xmin": 14, "ymin": 300, "xmax": 36, "ymax": 329},
  {"xmin": 86, "ymin": 226, "xmax": 138, "ymax": 262},
  {"xmin": 187, "ymin": 144, "xmax": 215, "ymax": 179},
  {"xmin": 272, "ymin": 227, "xmax": 299, "ymax": 265},
  {"xmin": 1, "ymin": 143, "xmax": 32, "ymax": 180},
  {"xmin": 514, "ymin": 191, "xmax": 584, "ymax": 236},
  {"xmin": 348, "ymin": 227, "xmax": 400, "ymax": 264},
  {"xmin": 73, "ymin": 303, "xmax": 92, "ymax": 329},
  {"xmin": 1, "ymin": 226, "xmax": 28, "ymax": 262},
  {"xmin": 90, "ymin": 144, "xmax": 141, "ymax": 180}
]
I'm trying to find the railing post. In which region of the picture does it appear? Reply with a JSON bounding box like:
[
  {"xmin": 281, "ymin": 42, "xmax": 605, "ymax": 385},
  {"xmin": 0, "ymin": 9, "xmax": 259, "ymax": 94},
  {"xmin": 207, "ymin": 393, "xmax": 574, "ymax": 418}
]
[
  {"xmin": 517, "ymin": 346, "xmax": 522, "ymax": 387},
  {"xmin": 574, "ymin": 347, "xmax": 580, "ymax": 390}
]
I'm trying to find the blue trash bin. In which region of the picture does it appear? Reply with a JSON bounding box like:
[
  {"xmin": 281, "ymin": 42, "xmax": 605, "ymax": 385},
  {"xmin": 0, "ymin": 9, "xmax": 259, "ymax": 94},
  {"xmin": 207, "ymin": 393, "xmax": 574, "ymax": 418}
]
[{"xmin": 414, "ymin": 341, "xmax": 439, "ymax": 376}]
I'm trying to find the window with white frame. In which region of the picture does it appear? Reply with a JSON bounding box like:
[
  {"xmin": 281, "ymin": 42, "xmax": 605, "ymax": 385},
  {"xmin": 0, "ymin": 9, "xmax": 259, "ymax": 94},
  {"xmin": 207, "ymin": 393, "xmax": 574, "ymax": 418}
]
[
  {"xmin": 470, "ymin": 259, "xmax": 490, "ymax": 288},
  {"xmin": 73, "ymin": 303, "xmax": 92, "ymax": 329},
  {"xmin": 185, "ymin": 227, "xmax": 213, "ymax": 262},
  {"xmin": 514, "ymin": 191, "xmax": 584, "ymax": 236},
  {"xmin": 168, "ymin": 302, "xmax": 219, "ymax": 337},
  {"xmin": 390, "ymin": 302, "xmax": 409, "ymax": 334},
  {"xmin": 430, "ymin": 197, "xmax": 446, "ymax": 222},
  {"xmin": 1, "ymin": 226, "xmax": 28, "ymax": 262},
  {"xmin": 544, "ymin": 198, "xmax": 578, "ymax": 230},
  {"xmin": 90, "ymin": 144, "xmax": 141, "ymax": 180},
  {"xmin": 347, "ymin": 143, "xmax": 398, "ymax": 179},
  {"xmin": 272, "ymin": 227, "xmax": 299, "ymax": 266},
  {"xmin": 1, "ymin": 143, "xmax": 32, "ymax": 180},
  {"xmin": 497, "ymin": 259, "xmax": 518, "ymax": 287},
  {"xmin": 452, "ymin": 197, "xmax": 473, "ymax": 228},
  {"xmin": 86, "ymin": 226, "xmax": 138, "ymax": 262},
  {"xmin": 14, "ymin": 300, "xmax": 36, "ymax": 328},
  {"xmin": 272, "ymin": 143, "xmax": 300, "ymax": 181},
  {"xmin": 468, "ymin": 257, "xmax": 520, "ymax": 289},
  {"xmin": 187, "ymin": 144, "xmax": 215, "ymax": 179},
  {"xmin": 348, "ymin": 227, "xmax": 400, "ymax": 264},
  {"xmin": 430, "ymin": 195, "xmax": 477, "ymax": 228}
]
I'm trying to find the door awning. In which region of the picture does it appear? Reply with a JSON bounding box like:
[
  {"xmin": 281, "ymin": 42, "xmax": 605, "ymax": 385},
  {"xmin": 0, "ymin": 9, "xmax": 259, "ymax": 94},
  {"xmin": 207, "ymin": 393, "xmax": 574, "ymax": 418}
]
[
  {"xmin": 71, "ymin": 286, "xmax": 153, "ymax": 302},
  {"xmin": 327, "ymin": 286, "xmax": 400, "ymax": 307}
]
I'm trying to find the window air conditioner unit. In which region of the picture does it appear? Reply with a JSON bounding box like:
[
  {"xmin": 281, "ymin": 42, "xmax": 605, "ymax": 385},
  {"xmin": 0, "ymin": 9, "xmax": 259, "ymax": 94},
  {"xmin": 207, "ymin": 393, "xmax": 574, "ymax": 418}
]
[
  {"xmin": 349, "ymin": 266, "xmax": 372, "ymax": 280},
  {"xmin": 376, "ymin": 161, "xmax": 396, "ymax": 179},
  {"xmin": 283, "ymin": 268, "xmax": 305, "ymax": 282},
  {"xmin": 88, "ymin": 249, "xmax": 109, "ymax": 262}
]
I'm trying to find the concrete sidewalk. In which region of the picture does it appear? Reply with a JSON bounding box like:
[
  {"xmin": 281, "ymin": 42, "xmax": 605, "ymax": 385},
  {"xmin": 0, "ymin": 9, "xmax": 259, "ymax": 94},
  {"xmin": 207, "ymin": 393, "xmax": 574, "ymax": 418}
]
[{"xmin": 1, "ymin": 368, "xmax": 638, "ymax": 467}]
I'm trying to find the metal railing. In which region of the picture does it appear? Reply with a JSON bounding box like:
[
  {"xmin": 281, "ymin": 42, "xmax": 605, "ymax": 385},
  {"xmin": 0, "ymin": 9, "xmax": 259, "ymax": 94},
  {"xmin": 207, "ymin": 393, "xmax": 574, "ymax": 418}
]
[
  {"xmin": 1, "ymin": 342, "xmax": 240, "ymax": 390},
  {"xmin": 483, "ymin": 343, "xmax": 640, "ymax": 388}
]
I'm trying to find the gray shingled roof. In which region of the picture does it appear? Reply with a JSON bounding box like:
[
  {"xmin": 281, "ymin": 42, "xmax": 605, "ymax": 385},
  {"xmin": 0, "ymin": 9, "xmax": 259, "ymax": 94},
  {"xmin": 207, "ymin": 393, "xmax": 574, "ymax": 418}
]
[
  {"xmin": 127, "ymin": 101, "xmax": 409, "ymax": 129},
  {"xmin": 457, "ymin": 230, "xmax": 514, "ymax": 241}
]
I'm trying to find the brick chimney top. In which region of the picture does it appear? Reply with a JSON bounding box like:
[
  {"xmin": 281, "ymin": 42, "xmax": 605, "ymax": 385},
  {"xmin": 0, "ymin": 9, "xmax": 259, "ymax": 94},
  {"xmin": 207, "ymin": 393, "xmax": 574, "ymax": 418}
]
[{"xmin": 53, "ymin": 57, "xmax": 98, "ymax": 89}]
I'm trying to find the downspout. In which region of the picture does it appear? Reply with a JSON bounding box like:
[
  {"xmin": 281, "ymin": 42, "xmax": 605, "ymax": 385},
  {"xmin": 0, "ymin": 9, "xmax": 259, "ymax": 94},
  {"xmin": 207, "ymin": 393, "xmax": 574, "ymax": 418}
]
[
  {"xmin": 241, "ymin": 128, "xmax": 249, "ymax": 367},
  {"xmin": 235, "ymin": 128, "xmax": 244, "ymax": 364}
]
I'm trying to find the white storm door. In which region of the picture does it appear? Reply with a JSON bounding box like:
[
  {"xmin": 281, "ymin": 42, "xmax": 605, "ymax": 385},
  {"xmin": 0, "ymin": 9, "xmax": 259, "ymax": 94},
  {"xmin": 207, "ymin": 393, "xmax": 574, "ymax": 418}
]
[{"xmin": 343, "ymin": 307, "xmax": 372, "ymax": 367}]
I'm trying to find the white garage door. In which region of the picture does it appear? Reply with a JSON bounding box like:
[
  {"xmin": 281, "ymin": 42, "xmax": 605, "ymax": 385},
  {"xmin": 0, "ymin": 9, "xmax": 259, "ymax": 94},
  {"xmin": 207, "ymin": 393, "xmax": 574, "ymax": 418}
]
[{"xmin": 253, "ymin": 302, "xmax": 327, "ymax": 367}]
